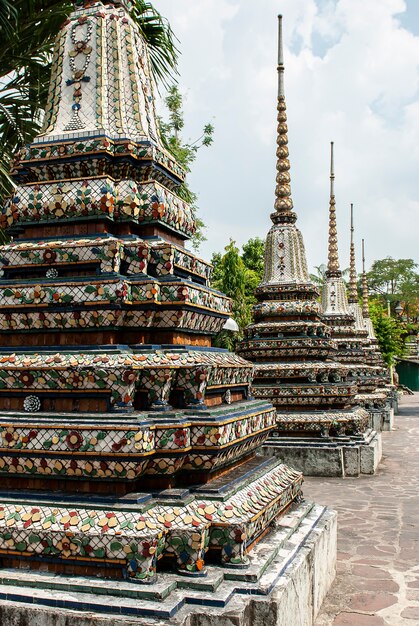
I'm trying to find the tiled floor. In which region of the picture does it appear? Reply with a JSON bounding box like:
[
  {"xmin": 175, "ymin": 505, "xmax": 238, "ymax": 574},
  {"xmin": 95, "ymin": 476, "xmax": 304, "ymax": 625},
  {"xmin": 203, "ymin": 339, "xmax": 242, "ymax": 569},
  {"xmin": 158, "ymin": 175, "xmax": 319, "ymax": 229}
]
[{"xmin": 305, "ymin": 394, "xmax": 419, "ymax": 626}]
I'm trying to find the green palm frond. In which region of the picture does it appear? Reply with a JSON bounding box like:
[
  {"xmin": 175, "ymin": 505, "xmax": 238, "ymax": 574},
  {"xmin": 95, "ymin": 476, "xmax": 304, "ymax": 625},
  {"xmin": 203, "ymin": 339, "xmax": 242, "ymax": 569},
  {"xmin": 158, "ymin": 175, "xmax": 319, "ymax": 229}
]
[
  {"xmin": 132, "ymin": 1, "xmax": 179, "ymax": 88},
  {"xmin": 0, "ymin": 0, "xmax": 17, "ymax": 36}
]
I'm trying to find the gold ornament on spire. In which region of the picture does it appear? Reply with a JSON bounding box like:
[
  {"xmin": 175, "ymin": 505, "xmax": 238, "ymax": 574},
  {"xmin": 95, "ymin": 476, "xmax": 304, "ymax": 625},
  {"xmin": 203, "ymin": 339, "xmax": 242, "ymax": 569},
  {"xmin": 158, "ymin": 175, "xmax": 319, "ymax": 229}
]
[
  {"xmin": 271, "ymin": 15, "xmax": 296, "ymax": 225},
  {"xmin": 362, "ymin": 238, "xmax": 370, "ymax": 318},
  {"xmin": 348, "ymin": 203, "xmax": 358, "ymax": 303},
  {"xmin": 326, "ymin": 141, "xmax": 340, "ymax": 277}
]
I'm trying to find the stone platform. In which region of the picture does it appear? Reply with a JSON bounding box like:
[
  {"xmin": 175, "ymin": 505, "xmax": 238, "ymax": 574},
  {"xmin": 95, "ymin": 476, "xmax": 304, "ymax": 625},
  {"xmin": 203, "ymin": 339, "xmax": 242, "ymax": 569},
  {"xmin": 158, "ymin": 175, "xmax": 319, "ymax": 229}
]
[
  {"xmin": 264, "ymin": 428, "xmax": 382, "ymax": 477},
  {"xmin": 0, "ymin": 500, "xmax": 337, "ymax": 626}
]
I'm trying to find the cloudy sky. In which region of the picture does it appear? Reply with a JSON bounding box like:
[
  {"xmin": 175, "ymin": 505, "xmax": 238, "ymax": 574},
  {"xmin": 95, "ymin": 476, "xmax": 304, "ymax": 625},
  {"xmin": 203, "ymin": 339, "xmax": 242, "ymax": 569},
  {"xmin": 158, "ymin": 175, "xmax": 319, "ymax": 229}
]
[{"xmin": 153, "ymin": 0, "xmax": 419, "ymax": 273}]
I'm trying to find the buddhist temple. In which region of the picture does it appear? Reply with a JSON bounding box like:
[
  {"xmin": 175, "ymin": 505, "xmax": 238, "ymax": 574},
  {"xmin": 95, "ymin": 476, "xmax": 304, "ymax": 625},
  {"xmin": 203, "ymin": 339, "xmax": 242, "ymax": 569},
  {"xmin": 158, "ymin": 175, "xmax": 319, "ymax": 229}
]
[
  {"xmin": 319, "ymin": 145, "xmax": 389, "ymax": 433},
  {"xmin": 238, "ymin": 16, "xmax": 381, "ymax": 477},
  {"xmin": 0, "ymin": 3, "xmax": 337, "ymax": 624}
]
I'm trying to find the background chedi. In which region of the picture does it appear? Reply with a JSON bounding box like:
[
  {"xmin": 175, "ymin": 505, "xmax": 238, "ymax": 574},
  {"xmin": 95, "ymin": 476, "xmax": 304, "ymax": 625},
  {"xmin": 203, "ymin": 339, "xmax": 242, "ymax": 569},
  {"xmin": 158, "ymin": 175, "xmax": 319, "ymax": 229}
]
[
  {"xmin": 238, "ymin": 16, "xmax": 382, "ymax": 478},
  {"xmin": 319, "ymin": 147, "xmax": 392, "ymax": 430}
]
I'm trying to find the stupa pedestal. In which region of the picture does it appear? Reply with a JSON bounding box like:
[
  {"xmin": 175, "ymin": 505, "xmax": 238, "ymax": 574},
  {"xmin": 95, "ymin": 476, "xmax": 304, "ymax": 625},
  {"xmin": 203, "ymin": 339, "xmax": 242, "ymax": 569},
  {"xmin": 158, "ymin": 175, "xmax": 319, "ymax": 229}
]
[{"xmin": 0, "ymin": 4, "xmax": 335, "ymax": 623}]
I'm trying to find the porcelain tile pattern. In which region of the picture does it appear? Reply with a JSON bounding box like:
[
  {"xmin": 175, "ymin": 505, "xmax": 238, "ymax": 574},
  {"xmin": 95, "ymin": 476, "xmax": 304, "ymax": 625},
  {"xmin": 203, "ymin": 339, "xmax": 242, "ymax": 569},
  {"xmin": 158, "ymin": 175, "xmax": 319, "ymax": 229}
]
[{"xmin": 0, "ymin": 0, "xmax": 304, "ymax": 599}]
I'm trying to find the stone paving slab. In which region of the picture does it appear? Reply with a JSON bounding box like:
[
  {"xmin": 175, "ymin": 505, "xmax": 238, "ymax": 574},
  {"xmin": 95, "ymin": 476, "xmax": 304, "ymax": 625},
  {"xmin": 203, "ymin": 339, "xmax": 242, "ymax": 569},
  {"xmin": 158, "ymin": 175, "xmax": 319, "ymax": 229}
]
[{"xmin": 305, "ymin": 393, "xmax": 419, "ymax": 626}]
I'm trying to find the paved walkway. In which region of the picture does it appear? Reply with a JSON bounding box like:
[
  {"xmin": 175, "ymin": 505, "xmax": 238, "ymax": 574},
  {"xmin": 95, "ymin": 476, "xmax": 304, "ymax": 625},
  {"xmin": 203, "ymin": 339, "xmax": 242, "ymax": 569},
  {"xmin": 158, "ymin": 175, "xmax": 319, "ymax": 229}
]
[{"xmin": 304, "ymin": 394, "xmax": 419, "ymax": 626}]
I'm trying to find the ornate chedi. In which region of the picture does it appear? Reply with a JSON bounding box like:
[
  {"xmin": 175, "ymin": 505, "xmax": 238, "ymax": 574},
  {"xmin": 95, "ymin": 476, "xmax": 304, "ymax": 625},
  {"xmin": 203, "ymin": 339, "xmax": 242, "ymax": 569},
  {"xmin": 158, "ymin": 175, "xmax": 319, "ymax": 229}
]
[
  {"xmin": 237, "ymin": 16, "xmax": 381, "ymax": 477},
  {"xmin": 0, "ymin": 1, "xmax": 307, "ymax": 605},
  {"xmin": 319, "ymin": 147, "xmax": 387, "ymax": 434}
]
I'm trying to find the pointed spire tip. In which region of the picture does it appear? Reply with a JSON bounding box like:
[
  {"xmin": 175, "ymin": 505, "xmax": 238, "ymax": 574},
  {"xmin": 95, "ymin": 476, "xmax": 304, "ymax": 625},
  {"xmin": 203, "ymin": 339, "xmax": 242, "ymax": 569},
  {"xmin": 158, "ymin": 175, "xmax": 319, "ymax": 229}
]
[{"xmin": 278, "ymin": 14, "xmax": 285, "ymax": 86}]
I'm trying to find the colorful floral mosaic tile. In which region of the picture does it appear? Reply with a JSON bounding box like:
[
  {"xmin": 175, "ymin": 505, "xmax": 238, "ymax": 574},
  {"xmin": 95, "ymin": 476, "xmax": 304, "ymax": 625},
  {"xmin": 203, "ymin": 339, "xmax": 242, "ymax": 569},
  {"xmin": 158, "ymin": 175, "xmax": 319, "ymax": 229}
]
[{"xmin": 0, "ymin": 460, "xmax": 302, "ymax": 579}]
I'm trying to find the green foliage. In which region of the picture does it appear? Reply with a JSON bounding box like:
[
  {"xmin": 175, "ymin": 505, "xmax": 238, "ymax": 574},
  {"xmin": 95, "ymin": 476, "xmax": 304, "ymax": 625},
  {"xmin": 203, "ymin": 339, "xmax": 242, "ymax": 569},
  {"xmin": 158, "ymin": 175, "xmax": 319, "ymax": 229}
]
[
  {"xmin": 159, "ymin": 85, "xmax": 214, "ymax": 251},
  {"xmin": 211, "ymin": 237, "xmax": 265, "ymax": 350},
  {"xmin": 241, "ymin": 237, "xmax": 265, "ymax": 278},
  {"xmin": 366, "ymin": 257, "xmax": 419, "ymax": 322},
  {"xmin": 0, "ymin": 0, "xmax": 16, "ymax": 35},
  {"xmin": 0, "ymin": 0, "xmax": 178, "ymax": 224},
  {"xmin": 131, "ymin": 1, "xmax": 178, "ymax": 89},
  {"xmin": 210, "ymin": 252, "xmax": 223, "ymax": 284},
  {"xmin": 241, "ymin": 237, "xmax": 265, "ymax": 299},
  {"xmin": 369, "ymin": 299, "xmax": 405, "ymax": 366}
]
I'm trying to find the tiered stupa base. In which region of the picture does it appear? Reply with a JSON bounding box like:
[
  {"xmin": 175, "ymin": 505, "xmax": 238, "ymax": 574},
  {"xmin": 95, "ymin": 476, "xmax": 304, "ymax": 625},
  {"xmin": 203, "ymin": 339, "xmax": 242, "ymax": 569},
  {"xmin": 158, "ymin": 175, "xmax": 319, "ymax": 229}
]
[
  {"xmin": 0, "ymin": 496, "xmax": 337, "ymax": 626},
  {"xmin": 0, "ymin": 456, "xmax": 302, "ymax": 580}
]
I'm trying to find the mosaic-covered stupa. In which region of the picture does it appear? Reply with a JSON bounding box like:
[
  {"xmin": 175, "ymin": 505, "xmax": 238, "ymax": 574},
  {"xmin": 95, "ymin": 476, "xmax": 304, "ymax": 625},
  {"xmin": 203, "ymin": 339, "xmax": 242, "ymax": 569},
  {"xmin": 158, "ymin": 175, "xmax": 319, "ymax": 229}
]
[
  {"xmin": 319, "ymin": 145, "xmax": 388, "ymax": 430},
  {"xmin": 0, "ymin": 0, "xmax": 304, "ymax": 591},
  {"xmin": 237, "ymin": 17, "xmax": 380, "ymax": 476}
]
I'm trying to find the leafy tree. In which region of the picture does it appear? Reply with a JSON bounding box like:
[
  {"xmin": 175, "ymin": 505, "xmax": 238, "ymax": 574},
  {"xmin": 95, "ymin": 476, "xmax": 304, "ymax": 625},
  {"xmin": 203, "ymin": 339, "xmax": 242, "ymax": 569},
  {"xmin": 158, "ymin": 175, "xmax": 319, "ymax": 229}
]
[
  {"xmin": 242, "ymin": 237, "xmax": 265, "ymax": 278},
  {"xmin": 241, "ymin": 237, "xmax": 265, "ymax": 299},
  {"xmin": 366, "ymin": 257, "xmax": 419, "ymax": 321},
  {"xmin": 210, "ymin": 252, "xmax": 224, "ymax": 285},
  {"xmin": 0, "ymin": 0, "xmax": 16, "ymax": 35},
  {"xmin": 0, "ymin": 0, "xmax": 178, "ymax": 207},
  {"xmin": 159, "ymin": 85, "xmax": 214, "ymax": 251},
  {"xmin": 211, "ymin": 238, "xmax": 266, "ymax": 349},
  {"xmin": 369, "ymin": 299, "xmax": 405, "ymax": 366},
  {"xmin": 211, "ymin": 240, "xmax": 252, "ymax": 350}
]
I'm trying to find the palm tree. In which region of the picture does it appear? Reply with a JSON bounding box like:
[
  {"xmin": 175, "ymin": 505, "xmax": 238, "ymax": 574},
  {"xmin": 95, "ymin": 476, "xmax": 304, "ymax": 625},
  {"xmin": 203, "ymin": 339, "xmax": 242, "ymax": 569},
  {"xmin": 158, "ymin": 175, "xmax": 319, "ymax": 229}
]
[
  {"xmin": 310, "ymin": 264, "xmax": 328, "ymax": 289},
  {"xmin": 0, "ymin": 0, "xmax": 178, "ymax": 219},
  {"xmin": 310, "ymin": 264, "xmax": 350, "ymax": 290}
]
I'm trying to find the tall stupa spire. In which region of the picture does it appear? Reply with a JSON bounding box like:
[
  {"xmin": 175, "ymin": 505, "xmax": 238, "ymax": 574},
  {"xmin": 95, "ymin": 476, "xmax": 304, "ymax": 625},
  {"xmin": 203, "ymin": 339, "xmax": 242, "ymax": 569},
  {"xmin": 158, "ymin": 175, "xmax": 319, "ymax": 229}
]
[
  {"xmin": 326, "ymin": 141, "xmax": 340, "ymax": 276},
  {"xmin": 362, "ymin": 238, "xmax": 370, "ymax": 318},
  {"xmin": 320, "ymin": 142, "xmax": 349, "ymax": 315},
  {"xmin": 261, "ymin": 15, "xmax": 309, "ymax": 284},
  {"xmin": 348, "ymin": 203, "xmax": 358, "ymax": 303},
  {"xmin": 347, "ymin": 206, "xmax": 369, "ymax": 334},
  {"xmin": 272, "ymin": 15, "xmax": 296, "ymax": 225},
  {"xmin": 238, "ymin": 13, "xmax": 375, "ymax": 480}
]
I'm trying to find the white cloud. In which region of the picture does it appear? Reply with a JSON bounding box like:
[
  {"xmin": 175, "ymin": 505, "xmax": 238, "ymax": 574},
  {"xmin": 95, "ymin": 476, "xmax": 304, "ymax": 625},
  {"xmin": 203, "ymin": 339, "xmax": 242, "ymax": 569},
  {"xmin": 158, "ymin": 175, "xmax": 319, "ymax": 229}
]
[{"xmin": 153, "ymin": 0, "xmax": 419, "ymax": 271}]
